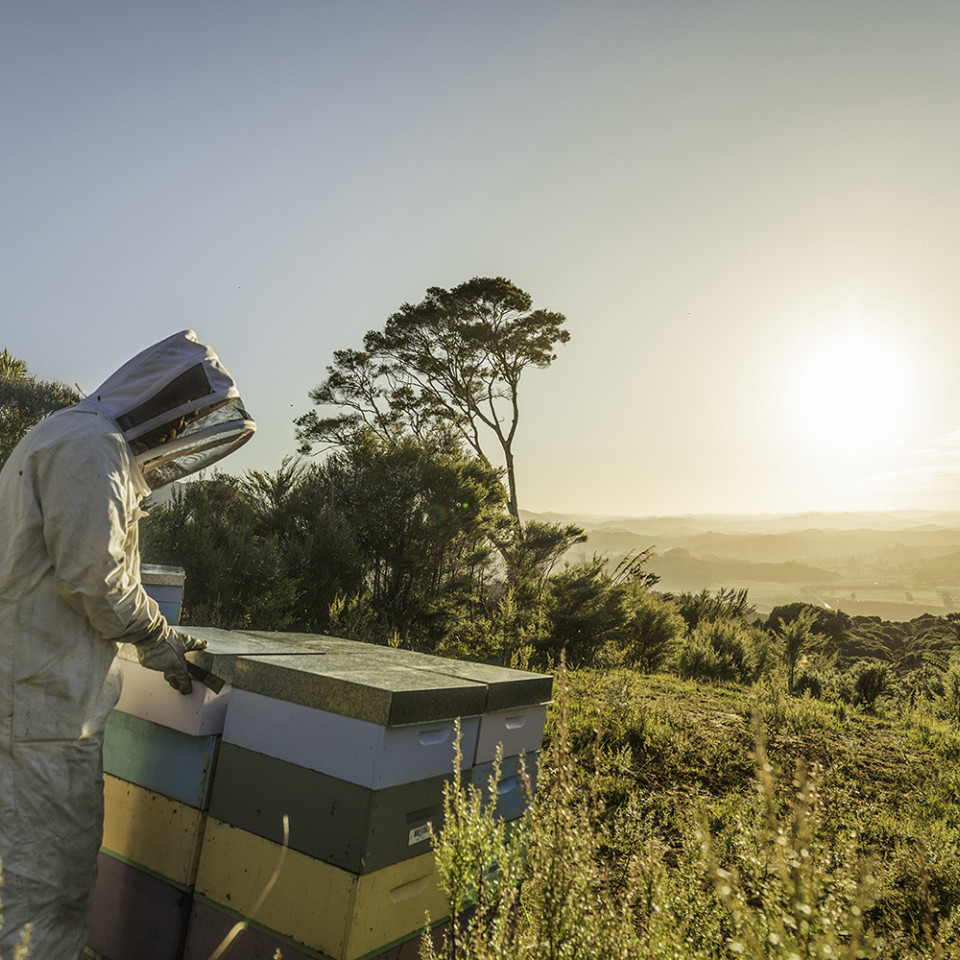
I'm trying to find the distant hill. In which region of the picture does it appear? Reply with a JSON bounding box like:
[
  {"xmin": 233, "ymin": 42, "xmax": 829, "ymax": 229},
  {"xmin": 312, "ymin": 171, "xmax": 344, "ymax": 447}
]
[
  {"xmin": 522, "ymin": 508, "xmax": 960, "ymax": 537},
  {"xmin": 521, "ymin": 509, "xmax": 960, "ymax": 619},
  {"xmin": 525, "ymin": 515, "xmax": 960, "ymax": 565},
  {"xmin": 647, "ymin": 550, "xmax": 839, "ymax": 593}
]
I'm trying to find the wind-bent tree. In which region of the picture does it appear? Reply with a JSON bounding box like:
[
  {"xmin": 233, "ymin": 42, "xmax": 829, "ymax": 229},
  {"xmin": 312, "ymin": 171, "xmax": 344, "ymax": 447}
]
[
  {"xmin": 0, "ymin": 349, "xmax": 79, "ymax": 470},
  {"xmin": 295, "ymin": 277, "xmax": 569, "ymax": 525}
]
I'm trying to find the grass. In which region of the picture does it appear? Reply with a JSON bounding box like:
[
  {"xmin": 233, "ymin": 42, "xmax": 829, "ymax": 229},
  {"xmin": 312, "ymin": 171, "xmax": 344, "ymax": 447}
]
[{"xmin": 425, "ymin": 666, "xmax": 960, "ymax": 959}]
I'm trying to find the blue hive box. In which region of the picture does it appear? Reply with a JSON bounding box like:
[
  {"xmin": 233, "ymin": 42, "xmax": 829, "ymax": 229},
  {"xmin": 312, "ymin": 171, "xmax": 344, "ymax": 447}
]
[{"xmin": 141, "ymin": 563, "xmax": 186, "ymax": 625}]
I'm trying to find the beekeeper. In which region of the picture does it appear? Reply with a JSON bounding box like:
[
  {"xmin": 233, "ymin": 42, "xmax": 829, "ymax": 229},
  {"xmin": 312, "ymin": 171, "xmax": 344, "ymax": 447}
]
[{"xmin": 0, "ymin": 330, "xmax": 254, "ymax": 959}]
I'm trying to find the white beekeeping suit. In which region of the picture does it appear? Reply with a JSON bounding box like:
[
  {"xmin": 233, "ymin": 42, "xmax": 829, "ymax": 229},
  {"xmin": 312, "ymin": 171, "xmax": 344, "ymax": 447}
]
[{"xmin": 0, "ymin": 330, "xmax": 254, "ymax": 959}]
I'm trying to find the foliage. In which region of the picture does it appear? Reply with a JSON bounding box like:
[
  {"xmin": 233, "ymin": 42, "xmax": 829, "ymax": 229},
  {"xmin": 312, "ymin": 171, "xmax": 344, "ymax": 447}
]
[
  {"xmin": 672, "ymin": 587, "xmax": 756, "ymax": 631},
  {"xmin": 435, "ymin": 588, "xmax": 543, "ymax": 668},
  {"xmin": 767, "ymin": 602, "xmax": 852, "ymax": 650},
  {"xmin": 672, "ymin": 618, "xmax": 770, "ymax": 684},
  {"xmin": 295, "ymin": 276, "xmax": 569, "ymax": 523},
  {"xmin": 423, "ymin": 672, "xmax": 644, "ymax": 960},
  {"xmin": 617, "ymin": 586, "xmax": 687, "ymax": 671},
  {"xmin": 543, "ymin": 557, "xmax": 633, "ymax": 666},
  {"xmin": 141, "ymin": 473, "xmax": 297, "ymax": 629},
  {"xmin": 703, "ymin": 729, "xmax": 876, "ymax": 960},
  {"xmin": 142, "ymin": 434, "xmax": 510, "ymax": 643},
  {"xmin": 776, "ymin": 606, "xmax": 822, "ymax": 691},
  {"xmin": 847, "ymin": 660, "xmax": 891, "ymax": 709},
  {"xmin": 251, "ymin": 458, "xmax": 366, "ymax": 631},
  {"xmin": 497, "ymin": 519, "xmax": 586, "ymax": 607},
  {"xmin": 318, "ymin": 432, "xmax": 508, "ymax": 644},
  {"xmin": 0, "ymin": 349, "xmax": 78, "ymax": 471},
  {"xmin": 529, "ymin": 557, "xmax": 687, "ymax": 670},
  {"xmin": 420, "ymin": 736, "xmax": 529, "ymax": 960}
]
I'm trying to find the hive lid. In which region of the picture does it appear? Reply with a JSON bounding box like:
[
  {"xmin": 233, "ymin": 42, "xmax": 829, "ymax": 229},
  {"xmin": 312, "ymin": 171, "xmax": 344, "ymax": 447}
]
[
  {"xmin": 117, "ymin": 627, "xmax": 322, "ymax": 685},
  {"xmin": 230, "ymin": 652, "xmax": 488, "ymax": 726},
  {"xmin": 370, "ymin": 648, "xmax": 553, "ymax": 711},
  {"xmin": 238, "ymin": 630, "xmax": 374, "ymax": 655},
  {"xmin": 242, "ymin": 631, "xmax": 554, "ymax": 711},
  {"xmin": 139, "ymin": 563, "xmax": 186, "ymax": 587}
]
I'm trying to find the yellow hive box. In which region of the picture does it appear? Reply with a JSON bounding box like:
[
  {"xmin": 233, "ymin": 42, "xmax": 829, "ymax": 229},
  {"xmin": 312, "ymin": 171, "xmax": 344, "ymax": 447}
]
[
  {"xmin": 194, "ymin": 818, "xmax": 449, "ymax": 960},
  {"xmin": 101, "ymin": 775, "xmax": 207, "ymax": 887}
]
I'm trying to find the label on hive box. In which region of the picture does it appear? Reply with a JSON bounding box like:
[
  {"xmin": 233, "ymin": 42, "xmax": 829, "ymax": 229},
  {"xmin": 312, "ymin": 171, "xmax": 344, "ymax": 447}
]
[{"xmin": 407, "ymin": 823, "xmax": 431, "ymax": 846}]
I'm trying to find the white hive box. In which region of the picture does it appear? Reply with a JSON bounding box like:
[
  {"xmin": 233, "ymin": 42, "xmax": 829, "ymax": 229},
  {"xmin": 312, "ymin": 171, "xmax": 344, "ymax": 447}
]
[
  {"xmin": 222, "ymin": 652, "xmax": 487, "ymax": 789},
  {"xmin": 112, "ymin": 628, "xmax": 325, "ymax": 736}
]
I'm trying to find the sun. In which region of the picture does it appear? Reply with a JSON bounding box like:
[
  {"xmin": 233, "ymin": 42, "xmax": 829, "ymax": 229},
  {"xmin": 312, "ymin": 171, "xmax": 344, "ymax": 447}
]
[{"xmin": 782, "ymin": 320, "xmax": 917, "ymax": 458}]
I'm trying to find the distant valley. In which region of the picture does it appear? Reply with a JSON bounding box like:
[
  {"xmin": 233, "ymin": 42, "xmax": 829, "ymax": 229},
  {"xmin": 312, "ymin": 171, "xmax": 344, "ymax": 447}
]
[{"xmin": 522, "ymin": 509, "xmax": 960, "ymax": 620}]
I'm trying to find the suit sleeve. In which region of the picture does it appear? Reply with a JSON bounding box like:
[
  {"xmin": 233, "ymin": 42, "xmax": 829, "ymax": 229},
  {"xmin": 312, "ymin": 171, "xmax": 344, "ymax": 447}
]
[{"xmin": 36, "ymin": 420, "xmax": 172, "ymax": 646}]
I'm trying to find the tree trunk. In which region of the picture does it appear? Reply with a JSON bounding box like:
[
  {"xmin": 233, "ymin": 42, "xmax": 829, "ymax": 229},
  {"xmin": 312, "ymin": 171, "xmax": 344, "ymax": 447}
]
[{"xmin": 504, "ymin": 445, "xmax": 521, "ymax": 532}]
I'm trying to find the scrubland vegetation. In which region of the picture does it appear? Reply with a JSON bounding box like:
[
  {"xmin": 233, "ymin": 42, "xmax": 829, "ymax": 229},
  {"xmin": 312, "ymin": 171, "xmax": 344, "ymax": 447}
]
[{"xmin": 428, "ymin": 659, "xmax": 960, "ymax": 959}]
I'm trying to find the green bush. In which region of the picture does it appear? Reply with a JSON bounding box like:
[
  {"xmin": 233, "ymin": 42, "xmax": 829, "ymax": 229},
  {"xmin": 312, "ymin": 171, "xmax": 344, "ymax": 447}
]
[
  {"xmin": 673, "ymin": 619, "xmax": 768, "ymax": 684},
  {"xmin": 845, "ymin": 660, "xmax": 891, "ymax": 709},
  {"xmin": 617, "ymin": 588, "xmax": 686, "ymax": 671},
  {"xmin": 944, "ymin": 660, "xmax": 960, "ymax": 723}
]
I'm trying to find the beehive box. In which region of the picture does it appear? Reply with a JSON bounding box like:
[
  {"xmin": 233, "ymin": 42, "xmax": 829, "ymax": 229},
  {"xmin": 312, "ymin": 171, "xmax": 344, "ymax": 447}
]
[
  {"xmin": 93, "ymin": 629, "xmax": 552, "ymax": 960},
  {"xmin": 182, "ymin": 896, "xmax": 448, "ymax": 960},
  {"xmin": 197, "ymin": 645, "xmax": 549, "ymax": 958},
  {"xmin": 208, "ymin": 741, "xmax": 453, "ymax": 873},
  {"xmin": 140, "ymin": 564, "xmax": 186, "ymax": 625},
  {"xmin": 111, "ymin": 627, "xmax": 325, "ymax": 736},
  {"xmin": 86, "ymin": 853, "xmax": 192, "ymax": 960},
  {"xmin": 92, "ymin": 630, "xmax": 343, "ymax": 960},
  {"xmin": 192, "ymin": 820, "xmax": 448, "ymax": 960}
]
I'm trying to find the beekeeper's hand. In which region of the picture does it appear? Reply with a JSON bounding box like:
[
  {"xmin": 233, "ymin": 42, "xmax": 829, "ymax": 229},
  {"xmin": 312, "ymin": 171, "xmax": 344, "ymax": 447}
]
[{"xmin": 136, "ymin": 630, "xmax": 208, "ymax": 694}]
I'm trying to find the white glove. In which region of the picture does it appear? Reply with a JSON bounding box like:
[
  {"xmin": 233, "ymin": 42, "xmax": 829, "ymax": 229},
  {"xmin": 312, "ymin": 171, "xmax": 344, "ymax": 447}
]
[{"xmin": 136, "ymin": 630, "xmax": 207, "ymax": 694}]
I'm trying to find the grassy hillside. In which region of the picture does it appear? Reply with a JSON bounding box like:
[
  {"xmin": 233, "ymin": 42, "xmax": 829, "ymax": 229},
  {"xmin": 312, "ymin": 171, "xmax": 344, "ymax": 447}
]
[{"xmin": 428, "ymin": 667, "xmax": 960, "ymax": 958}]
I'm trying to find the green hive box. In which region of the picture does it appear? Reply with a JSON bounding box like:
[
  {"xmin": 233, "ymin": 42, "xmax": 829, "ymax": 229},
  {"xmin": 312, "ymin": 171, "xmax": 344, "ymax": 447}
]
[{"xmin": 208, "ymin": 741, "xmax": 453, "ymax": 874}]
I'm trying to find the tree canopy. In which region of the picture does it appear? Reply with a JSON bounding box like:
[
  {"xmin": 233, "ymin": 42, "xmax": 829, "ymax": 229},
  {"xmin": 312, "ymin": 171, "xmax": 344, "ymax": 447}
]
[
  {"xmin": 0, "ymin": 349, "xmax": 79, "ymax": 470},
  {"xmin": 295, "ymin": 276, "xmax": 569, "ymax": 524}
]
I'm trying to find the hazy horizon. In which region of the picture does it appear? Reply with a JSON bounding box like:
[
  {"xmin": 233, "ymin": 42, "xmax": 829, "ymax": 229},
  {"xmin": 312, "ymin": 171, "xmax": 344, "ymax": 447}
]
[{"xmin": 6, "ymin": 2, "xmax": 960, "ymax": 518}]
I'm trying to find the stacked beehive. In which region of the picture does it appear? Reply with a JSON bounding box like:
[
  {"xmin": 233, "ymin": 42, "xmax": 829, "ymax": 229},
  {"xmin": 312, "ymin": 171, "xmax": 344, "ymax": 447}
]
[
  {"xmin": 87, "ymin": 625, "xmax": 551, "ymax": 960},
  {"xmin": 87, "ymin": 628, "xmax": 323, "ymax": 960},
  {"xmin": 184, "ymin": 636, "xmax": 550, "ymax": 960}
]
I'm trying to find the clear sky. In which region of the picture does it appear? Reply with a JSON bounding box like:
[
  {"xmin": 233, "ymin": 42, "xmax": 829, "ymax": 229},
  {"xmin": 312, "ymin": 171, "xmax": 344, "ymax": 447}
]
[{"xmin": 4, "ymin": 1, "xmax": 960, "ymax": 517}]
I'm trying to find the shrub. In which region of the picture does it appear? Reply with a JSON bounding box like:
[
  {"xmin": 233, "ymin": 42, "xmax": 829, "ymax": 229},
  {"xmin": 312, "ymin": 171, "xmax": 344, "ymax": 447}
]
[
  {"xmin": 422, "ymin": 672, "xmax": 642, "ymax": 959},
  {"xmin": 847, "ymin": 661, "xmax": 891, "ymax": 709},
  {"xmin": 436, "ymin": 589, "xmax": 543, "ymax": 667},
  {"xmin": 617, "ymin": 588, "xmax": 686, "ymax": 671},
  {"xmin": 673, "ymin": 619, "xmax": 766, "ymax": 684},
  {"xmin": 793, "ymin": 668, "xmax": 823, "ymax": 698},
  {"xmin": 704, "ymin": 725, "xmax": 877, "ymax": 960},
  {"xmin": 945, "ymin": 660, "xmax": 960, "ymax": 723},
  {"xmin": 543, "ymin": 558, "xmax": 630, "ymax": 666}
]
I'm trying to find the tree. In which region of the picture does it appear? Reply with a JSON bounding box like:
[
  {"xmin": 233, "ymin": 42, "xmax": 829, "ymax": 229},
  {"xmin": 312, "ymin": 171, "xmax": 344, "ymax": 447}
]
[
  {"xmin": 672, "ymin": 587, "xmax": 755, "ymax": 632},
  {"xmin": 776, "ymin": 606, "xmax": 821, "ymax": 691},
  {"xmin": 141, "ymin": 434, "xmax": 510, "ymax": 646},
  {"xmin": 295, "ymin": 277, "xmax": 569, "ymax": 525},
  {"xmin": 499, "ymin": 519, "xmax": 587, "ymax": 608},
  {"xmin": 140, "ymin": 474, "xmax": 297, "ymax": 630},
  {"xmin": 0, "ymin": 349, "xmax": 78, "ymax": 470},
  {"xmin": 318, "ymin": 431, "xmax": 508, "ymax": 644}
]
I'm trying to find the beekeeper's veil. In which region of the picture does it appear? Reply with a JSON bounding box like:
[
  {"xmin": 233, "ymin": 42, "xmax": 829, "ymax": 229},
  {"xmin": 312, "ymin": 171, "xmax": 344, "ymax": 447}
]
[{"xmin": 91, "ymin": 329, "xmax": 255, "ymax": 490}]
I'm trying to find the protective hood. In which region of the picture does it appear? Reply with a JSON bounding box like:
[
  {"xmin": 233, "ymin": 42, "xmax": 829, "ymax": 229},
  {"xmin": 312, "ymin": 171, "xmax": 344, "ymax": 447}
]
[{"xmin": 91, "ymin": 330, "xmax": 255, "ymax": 490}]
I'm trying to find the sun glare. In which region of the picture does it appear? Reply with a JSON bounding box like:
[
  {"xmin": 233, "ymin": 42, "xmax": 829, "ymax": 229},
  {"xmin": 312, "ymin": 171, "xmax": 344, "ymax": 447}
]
[{"xmin": 783, "ymin": 320, "xmax": 917, "ymax": 459}]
